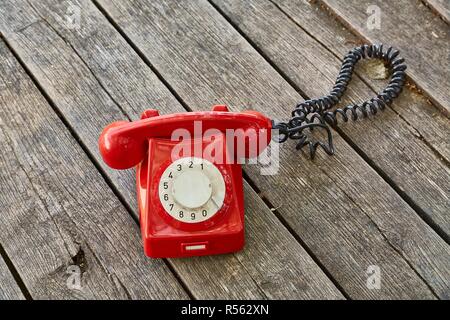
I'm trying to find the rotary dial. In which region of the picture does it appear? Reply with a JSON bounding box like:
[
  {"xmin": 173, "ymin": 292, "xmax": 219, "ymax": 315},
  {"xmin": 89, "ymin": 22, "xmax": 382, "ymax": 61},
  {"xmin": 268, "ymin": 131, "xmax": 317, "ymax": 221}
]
[{"xmin": 158, "ymin": 157, "xmax": 226, "ymax": 223}]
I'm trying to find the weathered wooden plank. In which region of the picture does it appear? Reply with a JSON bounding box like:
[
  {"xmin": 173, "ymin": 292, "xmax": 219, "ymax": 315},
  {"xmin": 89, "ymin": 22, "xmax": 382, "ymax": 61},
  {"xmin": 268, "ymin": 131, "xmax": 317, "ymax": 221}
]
[
  {"xmin": 174, "ymin": 181, "xmax": 345, "ymax": 299},
  {"xmin": 0, "ymin": 0, "xmax": 344, "ymax": 299},
  {"xmin": 211, "ymin": 0, "xmax": 450, "ymax": 246},
  {"xmin": 0, "ymin": 40, "xmax": 188, "ymax": 300},
  {"xmin": 95, "ymin": 0, "xmax": 450, "ymax": 298},
  {"xmin": 320, "ymin": 0, "xmax": 450, "ymax": 116},
  {"xmin": 271, "ymin": 0, "xmax": 450, "ymax": 163},
  {"xmin": 0, "ymin": 254, "xmax": 25, "ymax": 300},
  {"xmin": 424, "ymin": 0, "xmax": 450, "ymax": 24}
]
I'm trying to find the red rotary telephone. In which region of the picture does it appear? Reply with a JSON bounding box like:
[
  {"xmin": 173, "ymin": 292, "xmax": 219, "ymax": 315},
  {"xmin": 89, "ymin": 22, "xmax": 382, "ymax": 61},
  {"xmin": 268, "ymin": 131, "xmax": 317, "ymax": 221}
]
[
  {"xmin": 99, "ymin": 105, "xmax": 271, "ymax": 258},
  {"xmin": 99, "ymin": 45, "xmax": 406, "ymax": 258}
]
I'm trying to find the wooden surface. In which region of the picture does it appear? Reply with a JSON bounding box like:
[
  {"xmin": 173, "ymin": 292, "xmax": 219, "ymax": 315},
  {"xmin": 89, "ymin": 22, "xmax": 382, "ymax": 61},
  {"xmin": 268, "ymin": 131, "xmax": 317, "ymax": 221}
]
[
  {"xmin": 0, "ymin": 0, "xmax": 343, "ymax": 300},
  {"xmin": 0, "ymin": 39, "xmax": 188, "ymax": 299},
  {"xmin": 424, "ymin": 0, "xmax": 450, "ymax": 23},
  {"xmin": 0, "ymin": 0, "xmax": 448, "ymax": 300},
  {"xmin": 321, "ymin": 0, "xmax": 450, "ymax": 116},
  {"xmin": 0, "ymin": 253, "xmax": 25, "ymax": 300}
]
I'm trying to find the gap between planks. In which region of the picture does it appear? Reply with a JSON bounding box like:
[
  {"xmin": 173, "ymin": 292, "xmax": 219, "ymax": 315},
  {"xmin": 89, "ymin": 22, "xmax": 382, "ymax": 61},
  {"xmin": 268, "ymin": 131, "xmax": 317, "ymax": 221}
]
[
  {"xmin": 421, "ymin": 0, "xmax": 450, "ymax": 24},
  {"xmin": 0, "ymin": 244, "xmax": 30, "ymax": 300},
  {"xmin": 241, "ymin": 171, "xmax": 351, "ymax": 299}
]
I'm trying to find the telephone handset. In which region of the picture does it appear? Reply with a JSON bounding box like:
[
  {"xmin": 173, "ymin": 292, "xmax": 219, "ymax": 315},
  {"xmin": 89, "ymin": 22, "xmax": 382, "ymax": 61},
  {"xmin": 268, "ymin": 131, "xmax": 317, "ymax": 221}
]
[{"xmin": 99, "ymin": 105, "xmax": 271, "ymax": 258}]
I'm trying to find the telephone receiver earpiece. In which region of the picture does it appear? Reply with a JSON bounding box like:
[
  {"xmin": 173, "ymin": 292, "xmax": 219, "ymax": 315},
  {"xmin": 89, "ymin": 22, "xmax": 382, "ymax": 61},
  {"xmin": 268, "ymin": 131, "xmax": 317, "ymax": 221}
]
[
  {"xmin": 99, "ymin": 120, "xmax": 148, "ymax": 170},
  {"xmin": 99, "ymin": 106, "xmax": 272, "ymax": 170}
]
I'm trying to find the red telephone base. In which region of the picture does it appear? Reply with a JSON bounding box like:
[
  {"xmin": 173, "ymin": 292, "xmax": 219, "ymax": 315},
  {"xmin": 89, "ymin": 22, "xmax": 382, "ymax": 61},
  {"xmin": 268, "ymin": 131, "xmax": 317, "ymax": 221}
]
[{"xmin": 137, "ymin": 137, "xmax": 246, "ymax": 258}]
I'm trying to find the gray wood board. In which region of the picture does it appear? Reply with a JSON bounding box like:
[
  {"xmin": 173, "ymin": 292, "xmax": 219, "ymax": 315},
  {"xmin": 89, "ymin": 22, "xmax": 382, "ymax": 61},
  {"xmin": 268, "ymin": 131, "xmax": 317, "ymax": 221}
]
[
  {"xmin": 91, "ymin": 0, "xmax": 450, "ymax": 298},
  {"xmin": 0, "ymin": 0, "xmax": 343, "ymax": 299},
  {"xmin": 320, "ymin": 0, "xmax": 450, "ymax": 116},
  {"xmin": 424, "ymin": 0, "xmax": 450, "ymax": 24},
  {"xmin": 0, "ymin": 255, "xmax": 25, "ymax": 300},
  {"xmin": 0, "ymin": 40, "xmax": 188, "ymax": 300}
]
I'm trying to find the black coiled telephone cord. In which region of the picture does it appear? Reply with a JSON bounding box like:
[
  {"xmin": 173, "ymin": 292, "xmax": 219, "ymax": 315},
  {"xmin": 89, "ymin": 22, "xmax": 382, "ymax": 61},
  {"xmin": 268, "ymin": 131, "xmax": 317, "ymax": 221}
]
[{"xmin": 272, "ymin": 44, "xmax": 407, "ymax": 158}]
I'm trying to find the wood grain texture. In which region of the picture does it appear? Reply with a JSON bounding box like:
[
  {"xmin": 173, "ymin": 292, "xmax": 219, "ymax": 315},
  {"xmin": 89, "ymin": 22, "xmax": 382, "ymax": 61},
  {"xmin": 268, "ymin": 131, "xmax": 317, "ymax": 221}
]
[
  {"xmin": 174, "ymin": 181, "xmax": 345, "ymax": 299},
  {"xmin": 0, "ymin": 0, "xmax": 343, "ymax": 299},
  {"xmin": 271, "ymin": 0, "xmax": 450, "ymax": 163},
  {"xmin": 0, "ymin": 40, "xmax": 188, "ymax": 300},
  {"xmin": 424, "ymin": 0, "xmax": 450, "ymax": 24},
  {"xmin": 0, "ymin": 256, "xmax": 25, "ymax": 300},
  {"xmin": 320, "ymin": 0, "xmax": 450, "ymax": 116},
  {"xmin": 212, "ymin": 0, "xmax": 450, "ymax": 249},
  {"xmin": 94, "ymin": 0, "xmax": 450, "ymax": 299}
]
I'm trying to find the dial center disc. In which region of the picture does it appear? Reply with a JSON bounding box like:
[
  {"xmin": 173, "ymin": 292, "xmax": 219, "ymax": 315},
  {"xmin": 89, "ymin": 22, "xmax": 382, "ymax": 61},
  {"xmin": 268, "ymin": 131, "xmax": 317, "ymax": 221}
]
[{"xmin": 171, "ymin": 170, "xmax": 212, "ymax": 209}]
